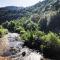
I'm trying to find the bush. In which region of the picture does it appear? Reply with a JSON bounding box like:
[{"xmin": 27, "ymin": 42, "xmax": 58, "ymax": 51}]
[
  {"xmin": 0, "ymin": 28, "xmax": 8, "ymax": 38},
  {"xmin": 41, "ymin": 32, "xmax": 60, "ymax": 48}
]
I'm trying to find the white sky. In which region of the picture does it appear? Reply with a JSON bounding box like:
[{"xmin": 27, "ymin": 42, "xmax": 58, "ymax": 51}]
[{"xmin": 0, "ymin": 0, "xmax": 44, "ymax": 7}]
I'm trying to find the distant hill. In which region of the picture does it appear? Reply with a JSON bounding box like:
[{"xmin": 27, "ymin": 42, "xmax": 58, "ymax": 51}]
[
  {"xmin": 0, "ymin": 6, "xmax": 26, "ymax": 24},
  {"xmin": 0, "ymin": 0, "xmax": 60, "ymax": 24}
]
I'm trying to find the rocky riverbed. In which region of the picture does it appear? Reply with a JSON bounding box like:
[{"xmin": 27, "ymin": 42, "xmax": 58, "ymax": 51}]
[{"xmin": 0, "ymin": 33, "xmax": 53, "ymax": 60}]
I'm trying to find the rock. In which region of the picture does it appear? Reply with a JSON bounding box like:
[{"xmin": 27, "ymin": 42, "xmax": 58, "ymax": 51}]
[{"xmin": 22, "ymin": 52, "xmax": 26, "ymax": 57}]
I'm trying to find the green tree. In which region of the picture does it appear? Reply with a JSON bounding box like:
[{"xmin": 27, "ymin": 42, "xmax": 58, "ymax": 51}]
[
  {"xmin": 31, "ymin": 14, "xmax": 40, "ymax": 23},
  {"xmin": 24, "ymin": 20, "xmax": 38, "ymax": 31}
]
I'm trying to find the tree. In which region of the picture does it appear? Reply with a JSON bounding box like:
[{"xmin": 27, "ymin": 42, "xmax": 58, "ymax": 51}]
[
  {"xmin": 38, "ymin": 17, "xmax": 47, "ymax": 32},
  {"xmin": 8, "ymin": 21, "xmax": 15, "ymax": 32},
  {"xmin": 15, "ymin": 26, "xmax": 25, "ymax": 34},
  {"xmin": 2, "ymin": 21, "xmax": 9, "ymax": 28},
  {"xmin": 23, "ymin": 20, "xmax": 38, "ymax": 31},
  {"xmin": 31, "ymin": 14, "xmax": 40, "ymax": 23}
]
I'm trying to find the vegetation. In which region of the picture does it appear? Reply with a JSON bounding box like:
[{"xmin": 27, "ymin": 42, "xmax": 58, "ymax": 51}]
[
  {"xmin": 0, "ymin": 26, "xmax": 8, "ymax": 38},
  {"xmin": 2, "ymin": 15, "xmax": 60, "ymax": 47},
  {"xmin": 0, "ymin": 0, "xmax": 60, "ymax": 59}
]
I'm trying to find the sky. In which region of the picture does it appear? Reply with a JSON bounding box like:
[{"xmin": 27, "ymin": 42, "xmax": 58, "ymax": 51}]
[{"xmin": 0, "ymin": 0, "xmax": 43, "ymax": 7}]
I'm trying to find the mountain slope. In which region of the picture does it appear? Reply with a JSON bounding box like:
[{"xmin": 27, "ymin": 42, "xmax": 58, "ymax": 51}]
[
  {"xmin": 0, "ymin": 0, "xmax": 60, "ymax": 24},
  {"xmin": 0, "ymin": 6, "xmax": 25, "ymax": 24}
]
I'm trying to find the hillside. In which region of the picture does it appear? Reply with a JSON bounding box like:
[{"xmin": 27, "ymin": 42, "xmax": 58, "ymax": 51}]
[
  {"xmin": 0, "ymin": 6, "xmax": 25, "ymax": 24},
  {"xmin": 0, "ymin": 0, "xmax": 60, "ymax": 24}
]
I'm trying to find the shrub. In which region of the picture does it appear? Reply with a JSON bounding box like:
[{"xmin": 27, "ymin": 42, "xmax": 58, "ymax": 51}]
[
  {"xmin": 0, "ymin": 28, "xmax": 8, "ymax": 38},
  {"xmin": 42, "ymin": 32, "xmax": 60, "ymax": 47}
]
